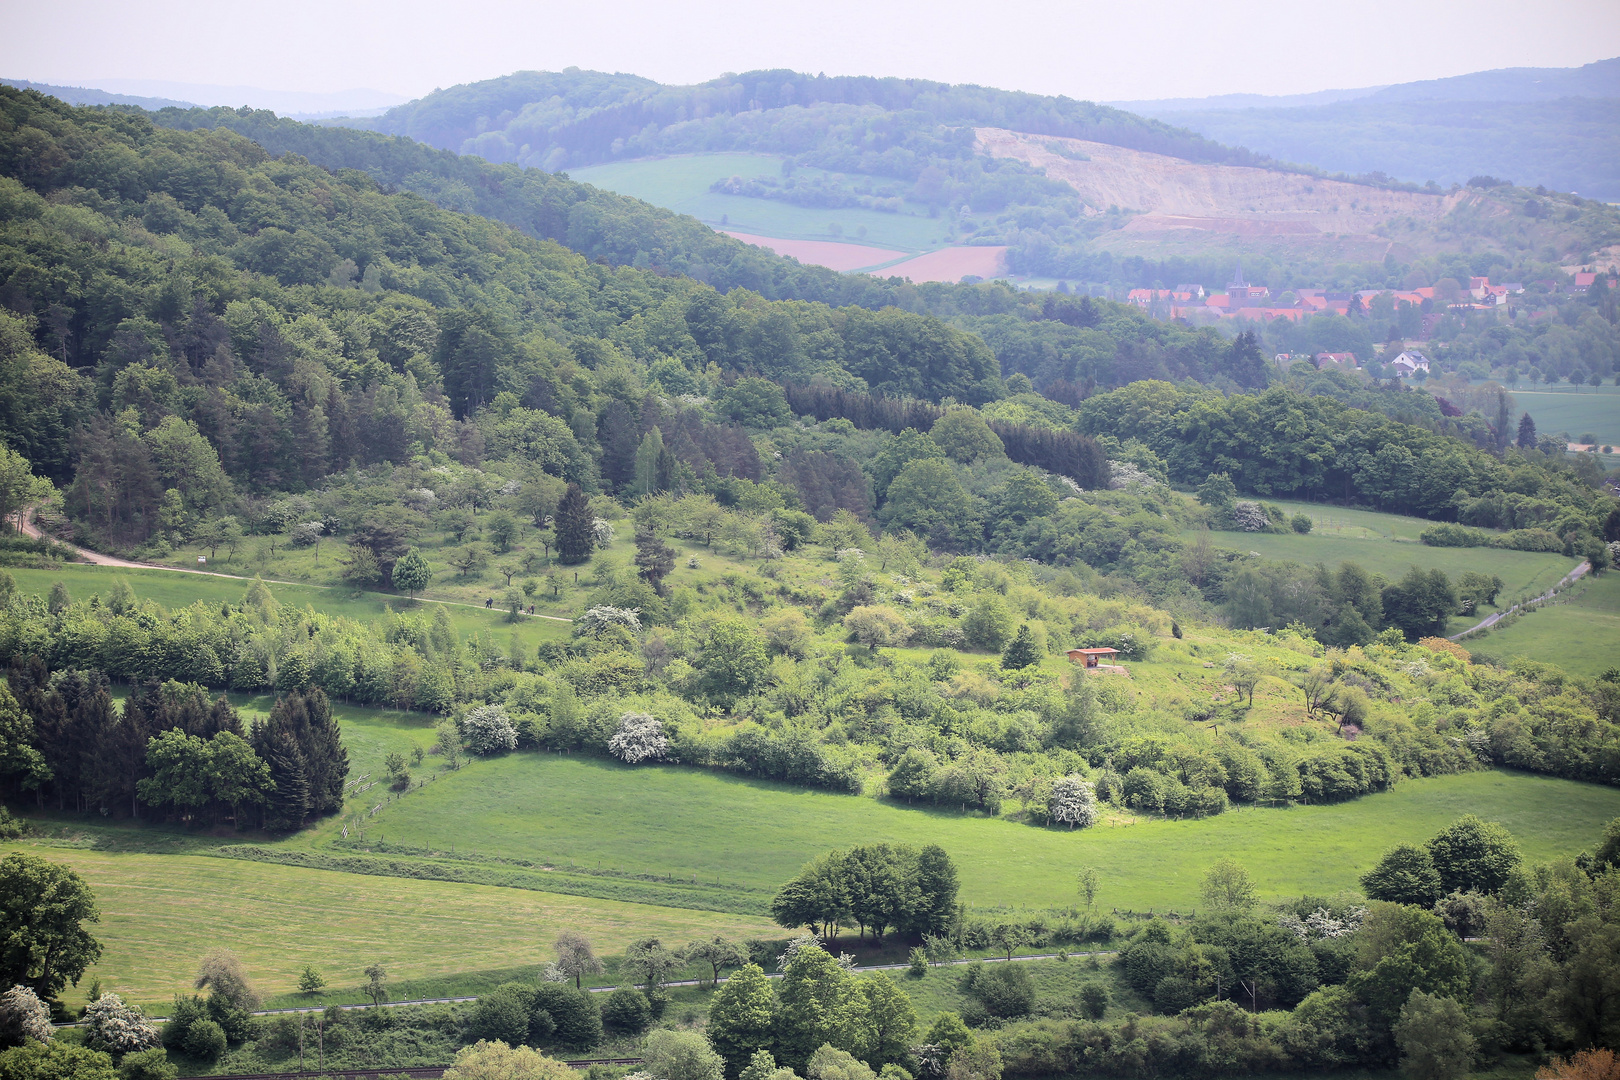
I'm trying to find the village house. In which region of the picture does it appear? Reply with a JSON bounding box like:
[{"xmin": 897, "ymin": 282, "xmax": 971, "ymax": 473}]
[{"xmin": 1390, "ymin": 350, "xmax": 1431, "ymax": 377}]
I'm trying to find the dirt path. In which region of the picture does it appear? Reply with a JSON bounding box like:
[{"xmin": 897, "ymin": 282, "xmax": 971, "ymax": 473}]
[
  {"xmin": 19, "ymin": 509, "xmax": 571, "ymax": 623},
  {"xmin": 1449, "ymin": 560, "xmax": 1590, "ymax": 641}
]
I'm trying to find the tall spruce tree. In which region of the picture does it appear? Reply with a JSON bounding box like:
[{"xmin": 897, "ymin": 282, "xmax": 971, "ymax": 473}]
[
  {"xmin": 259, "ymin": 729, "xmax": 309, "ymax": 831},
  {"xmin": 555, "ymin": 483, "xmax": 595, "ymax": 564},
  {"xmin": 1517, "ymin": 412, "xmax": 1538, "ymax": 449}
]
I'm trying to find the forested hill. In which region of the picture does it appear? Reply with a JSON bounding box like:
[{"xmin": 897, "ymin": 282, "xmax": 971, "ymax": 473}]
[
  {"xmin": 151, "ymin": 101, "xmax": 902, "ymax": 311},
  {"xmin": 0, "ymin": 83, "xmax": 1613, "ymax": 616},
  {"xmin": 346, "ymin": 69, "xmax": 1268, "ymax": 174},
  {"xmin": 104, "ymin": 97, "xmax": 1305, "ymax": 403}
]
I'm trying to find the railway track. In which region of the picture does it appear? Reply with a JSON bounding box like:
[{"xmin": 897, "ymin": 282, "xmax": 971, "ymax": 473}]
[{"xmin": 203, "ymin": 1057, "xmax": 643, "ymax": 1079}]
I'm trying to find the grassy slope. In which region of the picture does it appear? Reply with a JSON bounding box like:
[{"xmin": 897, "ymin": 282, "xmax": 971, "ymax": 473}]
[
  {"xmin": 1191, "ymin": 497, "xmax": 1616, "ymax": 669},
  {"xmin": 320, "ymin": 754, "xmax": 1620, "ymax": 913},
  {"xmin": 4, "ymin": 564, "xmax": 572, "ymax": 656},
  {"xmin": 1469, "ymin": 568, "xmax": 1620, "ymax": 675},
  {"xmin": 1196, "ymin": 500, "xmax": 1573, "ymax": 605},
  {"xmin": 570, "ymin": 155, "xmax": 946, "ymax": 251},
  {"xmin": 3, "ymin": 845, "xmax": 776, "ymax": 1010}
]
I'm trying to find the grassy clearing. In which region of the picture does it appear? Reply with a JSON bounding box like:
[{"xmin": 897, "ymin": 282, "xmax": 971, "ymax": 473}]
[
  {"xmin": 885, "ymin": 955, "xmax": 1145, "ymax": 1026},
  {"xmin": 318, "ymin": 755, "xmax": 1620, "ymax": 913},
  {"xmin": 1469, "ymin": 569, "xmax": 1620, "ymax": 676},
  {"xmin": 3, "ymin": 846, "xmax": 778, "ymax": 1010},
  {"xmin": 1189, "ymin": 496, "xmax": 1585, "ymax": 621},
  {"xmin": 570, "ymin": 154, "xmax": 946, "ymax": 251}
]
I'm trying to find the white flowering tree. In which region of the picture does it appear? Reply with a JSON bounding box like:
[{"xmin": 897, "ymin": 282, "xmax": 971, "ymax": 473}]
[
  {"xmin": 84, "ymin": 993, "xmax": 161, "ymax": 1054},
  {"xmin": 591, "ymin": 518, "xmax": 616, "ymax": 546},
  {"xmin": 1232, "ymin": 501, "xmax": 1270, "ymax": 532},
  {"xmin": 1048, "ymin": 775, "xmax": 1099, "ymax": 829},
  {"xmin": 576, "ymin": 606, "xmax": 642, "ymax": 638},
  {"xmin": 608, "ymin": 712, "xmax": 669, "ymax": 764},
  {"xmin": 460, "ymin": 705, "xmax": 519, "ymax": 755},
  {"xmin": 0, "ymin": 985, "xmax": 51, "ymax": 1045}
]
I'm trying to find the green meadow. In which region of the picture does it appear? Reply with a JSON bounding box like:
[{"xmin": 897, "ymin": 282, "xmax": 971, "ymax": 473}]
[
  {"xmin": 1469, "ymin": 568, "xmax": 1620, "ymax": 676},
  {"xmin": 1201, "ymin": 498, "xmax": 1572, "ymax": 592},
  {"xmin": 316, "ymin": 754, "xmax": 1620, "ymax": 913},
  {"xmin": 1, "ymin": 845, "xmax": 778, "ymax": 1009},
  {"xmin": 1506, "ymin": 383, "xmax": 1620, "ymax": 447},
  {"xmin": 1190, "ymin": 497, "xmax": 1615, "ymax": 669},
  {"xmin": 17, "ymin": 760, "xmax": 1615, "ymax": 1008},
  {"xmin": 570, "ymin": 154, "xmax": 946, "ymax": 251}
]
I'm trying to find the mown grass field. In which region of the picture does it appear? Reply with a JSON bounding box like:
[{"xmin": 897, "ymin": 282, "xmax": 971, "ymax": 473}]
[
  {"xmin": 324, "ymin": 755, "xmax": 1620, "ymax": 913},
  {"xmin": 1469, "ymin": 569, "xmax": 1620, "ymax": 676},
  {"xmin": 570, "ymin": 154, "xmax": 946, "ymax": 251},
  {"xmin": 1506, "ymin": 384, "xmax": 1620, "ymax": 447},
  {"xmin": 1, "ymin": 845, "xmax": 778, "ymax": 1010}
]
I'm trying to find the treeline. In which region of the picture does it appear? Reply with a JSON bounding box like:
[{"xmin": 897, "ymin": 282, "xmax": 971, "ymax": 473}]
[
  {"xmin": 1075, "ymin": 381, "xmax": 1614, "ymax": 542},
  {"xmin": 354, "ymin": 68, "xmax": 1273, "ymax": 174},
  {"xmin": 781, "ymin": 384, "xmax": 1110, "ymax": 489},
  {"xmin": 0, "ymin": 653, "xmax": 347, "ymax": 828},
  {"xmin": 769, "ymin": 845, "xmax": 960, "ymax": 940}
]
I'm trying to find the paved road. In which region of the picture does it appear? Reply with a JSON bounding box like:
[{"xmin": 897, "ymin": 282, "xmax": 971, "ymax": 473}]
[
  {"xmin": 1448, "ymin": 559, "xmax": 1590, "ymax": 641},
  {"xmin": 20, "ymin": 508, "xmax": 571, "ymax": 623}
]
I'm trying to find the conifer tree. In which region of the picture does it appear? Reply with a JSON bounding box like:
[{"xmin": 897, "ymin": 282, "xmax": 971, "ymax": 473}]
[
  {"xmin": 1001, "ymin": 625, "xmax": 1040, "ymax": 670},
  {"xmin": 1517, "ymin": 412, "xmax": 1538, "ymax": 449},
  {"xmin": 555, "ymin": 483, "xmax": 595, "ymax": 564}
]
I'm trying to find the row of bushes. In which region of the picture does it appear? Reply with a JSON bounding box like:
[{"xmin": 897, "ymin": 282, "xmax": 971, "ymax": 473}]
[{"xmin": 1419, "ymin": 522, "xmax": 1566, "ymax": 552}]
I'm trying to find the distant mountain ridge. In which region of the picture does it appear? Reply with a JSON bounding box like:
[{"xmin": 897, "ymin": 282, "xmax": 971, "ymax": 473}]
[
  {"xmin": 1111, "ymin": 57, "xmax": 1620, "ymax": 113},
  {"xmin": 0, "ymin": 77, "xmax": 406, "ymax": 118},
  {"xmin": 0, "ymin": 78, "xmax": 198, "ymax": 111},
  {"xmin": 1108, "ymin": 58, "xmax": 1620, "ymax": 199}
]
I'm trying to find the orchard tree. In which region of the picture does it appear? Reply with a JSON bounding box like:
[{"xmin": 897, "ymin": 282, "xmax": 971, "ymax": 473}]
[
  {"xmin": 363, "ymin": 963, "xmax": 388, "ymax": 1006},
  {"xmin": 391, "ymin": 547, "xmax": 432, "ymax": 598},
  {"xmin": 0, "ymin": 852, "xmax": 101, "ymax": 1001},
  {"xmin": 682, "ymin": 937, "xmax": 746, "ymax": 987},
  {"xmin": 1200, "ymin": 857, "xmax": 1257, "ymax": 914},
  {"xmin": 554, "ymin": 931, "xmax": 605, "ymax": 989},
  {"xmin": 1047, "ymin": 776, "xmax": 1098, "ymax": 829},
  {"xmin": 623, "ymin": 938, "xmax": 680, "ymax": 994}
]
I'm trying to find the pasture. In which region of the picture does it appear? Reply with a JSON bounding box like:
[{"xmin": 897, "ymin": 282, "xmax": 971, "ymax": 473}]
[
  {"xmin": 325, "ymin": 754, "xmax": 1620, "ymax": 914},
  {"xmin": 1507, "ymin": 384, "xmax": 1620, "ymax": 447},
  {"xmin": 1, "ymin": 845, "xmax": 778, "ymax": 1009},
  {"xmin": 1192, "ymin": 500, "xmax": 1574, "ymax": 605},
  {"xmin": 569, "ymin": 154, "xmax": 946, "ymax": 252},
  {"xmin": 1470, "ymin": 569, "xmax": 1620, "ymax": 676}
]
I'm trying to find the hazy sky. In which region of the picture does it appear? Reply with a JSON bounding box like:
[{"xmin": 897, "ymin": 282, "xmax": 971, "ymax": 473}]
[{"xmin": 7, "ymin": 0, "xmax": 1619, "ymax": 103}]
